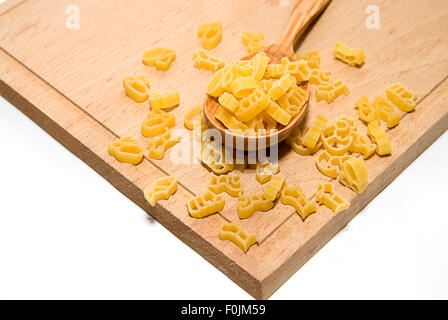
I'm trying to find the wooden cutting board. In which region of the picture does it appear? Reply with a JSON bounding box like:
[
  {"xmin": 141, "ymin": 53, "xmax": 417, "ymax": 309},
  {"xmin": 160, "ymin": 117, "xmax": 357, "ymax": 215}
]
[{"xmin": 1, "ymin": 0, "xmax": 447, "ymax": 299}]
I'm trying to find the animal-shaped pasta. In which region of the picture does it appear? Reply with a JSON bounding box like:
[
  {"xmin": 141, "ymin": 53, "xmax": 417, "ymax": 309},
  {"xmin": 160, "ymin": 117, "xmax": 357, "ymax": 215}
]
[
  {"xmin": 316, "ymin": 183, "xmax": 350, "ymax": 215},
  {"xmin": 252, "ymin": 53, "xmax": 270, "ymax": 81},
  {"xmin": 188, "ymin": 190, "xmax": 225, "ymax": 219},
  {"xmin": 238, "ymin": 193, "xmax": 274, "ymax": 219},
  {"xmin": 350, "ymin": 131, "xmax": 377, "ymax": 159},
  {"xmin": 141, "ymin": 109, "xmax": 175, "ymax": 138},
  {"xmin": 231, "ymin": 77, "xmax": 258, "ymax": 99},
  {"xmin": 143, "ymin": 47, "xmax": 176, "ymax": 71},
  {"xmin": 218, "ymin": 221, "xmax": 257, "ymax": 253},
  {"xmin": 108, "ymin": 137, "xmax": 144, "ymax": 165},
  {"xmin": 268, "ymin": 74, "xmax": 295, "ymax": 101},
  {"xmin": 215, "ymin": 108, "xmax": 248, "ymax": 132},
  {"xmin": 206, "ymin": 68, "xmax": 226, "ymax": 97},
  {"xmin": 123, "ymin": 76, "xmax": 150, "ymax": 103},
  {"xmin": 283, "ymin": 85, "xmax": 309, "ymax": 116},
  {"xmin": 374, "ymin": 96, "xmax": 400, "ymax": 128},
  {"xmin": 355, "ymin": 96, "xmax": 380, "ymax": 124},
  {"xmin": 256, "ymin": 161, "xmax": 280, "ymax": 184},
  {"xmin": 147, "ymin": 131, "xmax": 181, "ymax": 160},
  {"xmin": 150, "ymin": 91, "xmax": 180, "ymax": 110},
  {"xmin": 197, "ymin": 22, "xmax": 222, "ymax": 50},
  {"xmin": 218, "ymin": 92, "xmax": 240, "ymax": 114},
  {"xmin": 339, "ymin": 158, "xmax": 369, "ymax": 194},
  {"xmin": 144, "ymin": 176, "xmax": 178, "ymax": 206},
  {"xmin": 242, "ymin": 31, "xmax": 265, "ymax": 54},
  {"xmin": 296, "ymin": 51, "xmax": 320, "ymax": 69},
  {"xmin": 286, "ymin": 128, "xmax": 322, "ymax": 156},
  {"xmin": 184, "ymin": 106, "xmax": 203, "ymax": 130},
  {"xmin": 309, "ymin": 70, "xmax": 331, "ymax": 85},
  {"xmin": 263, "ymin": 176, "xmax": 285, "ymax": 201},
  {"xmin": 235, "ymin": 88, "xmax": 270, "ymax": 122},
  {"xmin": 316, "ymin": 150, "xmax": 351, "ymax": 179},
  {"xmin": 281, "ymin": 185, "xmax": 316, "ymax": 220},
  {"xmin": 193, "ymin": 49, "xmax": 225, "ymax": 72},
  {"xmin": 259, "ymin": 79, "xmax": 274, "ymax": 93},
  {"xmin": 316, "ymin": 80, "xmax": 350, "ymax": 103},
  {"xmin": 264, "ymin": 100, "xmax": 292, "ymax": 126},
  {"xmin": 288, "ymin": 59, "xmax": 312, "ymax": 83},
  {"xmin": 321, "ymin": 118, "xmax": 355, "ymax": 156},
  {"xmin": 334, "ymin": 42, "xmax": 365, "ymax": 67},
  {"xmin": 387, "ymin": 84, "xmax": 417, "ymax": 112},
  {"xmin": 208, "ymin": 173, "xmax": 242, "ymax": 197},
  {"xmin": 201, "ymin": 142, "xmax": 234, "ymax": 175},
  {"xmin": 302, "ymin": 114, "xmax": 328, "ymax": 149},
  {"xmin": 367, "ymin": 121, "xmax": 392, "ymax": 156},
  {"xmin": 265, "ymin": 57, "xmax": 289, "ymax": 79}
]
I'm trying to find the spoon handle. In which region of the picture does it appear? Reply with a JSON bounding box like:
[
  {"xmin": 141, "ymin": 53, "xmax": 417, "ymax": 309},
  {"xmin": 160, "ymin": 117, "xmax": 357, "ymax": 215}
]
[{"xmin": 278, "ymin": 0, "xmax": 332, "ymax": 49}]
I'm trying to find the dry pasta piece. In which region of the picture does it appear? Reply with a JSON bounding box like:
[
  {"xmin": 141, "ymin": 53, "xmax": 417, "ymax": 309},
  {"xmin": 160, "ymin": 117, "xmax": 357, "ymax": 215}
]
[
  {"xmin": 201, "ymin": 142, "xmax": 234, "ymax": 175},
  {"xmin": 197, "ymin": 22, "xmax": 222, "ymax": 50},
  {"xmin": 281, "ymin": 185, "xmax": 316, "ymax": 220},
  {"xmin": 288, "ymin": 59, "xmax": 312, "ymax": 83},
  {"xmin": 143, "ymin": 47, "xmax": 176, "ymax": 71},
  {"xmin": 296, "ymin": 51, "xmax": 320, "ymax": 69},
  {"xmin": 238, "ymin": 193, "xmax": 274, "ymax": 219},
  {"xmin": 367, "ymin": 120, "xmax": 392, "ymax": 156},
  {"xmin": 262, "ymin": 112, "xmax": 278, "ymax": 130},
  {"xmin": 339, "ymin": 158, "xmax": 368, "ymax": 194},
  {"xmin": 208, "ymin": 173, "xmax": 242, "ymax": 197},
  {"xmin": 355, "ymin": 96, "xmax": 380, "ymax": 124},
  {"xmin": 286, "ymin": 128, "xmax": 322, "ymax": 156},
  {"xmin": 263, "ymin": 175, "xmax": 285, "ymax": 201},
  {"xmin": 218, "ymin": 221, "xmax": 257, "ymax": 253},
  {"xmin": 150, "ymin": 91, "xmax": 180, "ymax": 110},
  {"xmin": 218, "ymin": 92, "xmax": 239, "ymax": 114},
  {"xmin": 350, "ymin": 131, "xmax": 377, "ymax": 159},
  {"xmin": 265, "ymin": 57, "xmax": 289, "ymax": 79},
  {"xmin": 321, "ymin": 118, "xmax": 355, "ymax": 156},
  {"xmin": 334, "ymin": 42, "xmax": 365, "ymax": 67},
  {"xmin": 316, "ymin": 150, "xmax": 351, "ymax": 179},
  {"xmin": 264, "ymin": 100, "xmax": 292, "ymax": 126},
  {"xmin": 387, "ymin": 84, "xmax": 417, "ymax": 112},
  {"xmin": 259, "ymin": 79, "xmax": 274, "ymax": 93},
  {"xmin": 316, "ymin": 80, "xmax": 349, "ymax": 103},
  {"xmin": 242, "ymin": 31, "xmax": 265, "ymax": 54},
  {"xmin": 147, "ymin": 131, "xmax": 181, "ymax": 160},
  {"xmin": 302, "ymin": 114, "xmax": 328, "ymax": 149},
  {"xmin": 193, "ymin": 49, "xmax": 225, "ymax": 72},
  {"xmin": 233, "ymin": 60, "xmax": 253, "ymax": 77},
  {"xmin": 206, "ymin": 68, "xmax": 226, "ymax": 97},
  {"xmin": 316, "ymin": 183, "xmax": 350, "ymax": 215},
  {"xmin": 108, "ymin": 137, "xmax": 144, "ymax": 165},
  {"xmin": 374, "ymin": 96, "xmax": 400, "ymax": 128},
  {"xmin": 235, "ymin": 88, "xmax": 270, "ymax": 122},
  {"xmin": 188, "ymin": 190, "xmax": 225, "ymax": 219},
  {"xmin": 244, "ymin": 114, "xmax": 265, "ymax": 136},
  {"xmin": 231, "ymin": 77, "xmax": 258, "ymax": 99},
  {"xmin": 220, "ymin": 64, "xmax": 240, "ymax": 91},
  {"xmin": 215, "ymin": 108, "xmax": 248, "ymax": 132},
  {"xmin": 309, "ymin": 70, "xmax": 331, "ymax": 85},
  {"xmin": 284, "ymin": 85, "xmax": 309, "ymax": 116},
  {"xmin": 184, "ymin": 106, "xmax": 203, "ymax": 130},
  {"xmin": 256, "ymin": 161, "xmax": 280, "ymax": 184},
  {"xmin": 251, "ymin": 53, "xmax": 270, "ymax": 81},
  {"xmin": 141, "ymin": 109, "xmax": 175, "ymax": 138},
  {"xmin": 269, "ymin": 74, "xmax": 295, "ymax": 101},
  {"xmin": 144, "ymin": 176, "xmax": 178, "ymax": 206},
  {"xmin": 123, "ymin": 76, "xmax": 150, "ymax": 103}
]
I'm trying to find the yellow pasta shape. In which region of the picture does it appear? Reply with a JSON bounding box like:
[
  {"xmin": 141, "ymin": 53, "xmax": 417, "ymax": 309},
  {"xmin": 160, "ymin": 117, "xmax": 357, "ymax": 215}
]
[
  {"xmin": 209, "ymin": 173, "xmax": 242, "ymax": 197},
  {"xmin": 231, "ymin": 77, "xmax": 258, "ymax": 99},
  {"xmin": 259, "ymin": 79, "xmax": 274, "ymax": 93},
  {"xmin": 150, "ymin": 91, "xmax": 180, "ymax": 110},
  {"xmin": 334, "ymin": 42, "xmax": 365, "ymax": 67},
  {"xmin": 367, "ymin": 120, "xmax": 392, "ymax": 156},
  {"xmin": 215, "ymin": 108, "xmax": 248, "ymax": 132},
  {"xmin": 218, "ymin": 92, "xmax": 239, "ymax": 114},
  {"xmin": 302, "ymin": 114, "xmax": 328, "ymax": 149},
  {"xmin": 141, "ymin": 109, "xmax": 175, "ymax": 138},
  {"xmin": 238, "ymin": 193, "xmax": 274, "ymax": 219},
  {"xmin": 288, "ymin": 59, "xmax": 312, "ymax": 83},
  {"xmin": 206, "ymin": 68, "xmax": 226, "ymax": 97},
  {"xmin": 256, "ymin": 161, "xmax": 280, "ymax": 184},
  {"xmin": 242, "ymin": 31, "xmax": 265, "ymax": 54},
  {"xmin": 184, "ymin": 106, "xmax": 203, "ymax": 130},
  {"xmin": 339, "ymin": 158, "xmax": 368, "ymax": 194},
  {"xmin": 235, "ymin": 88, "xmax": 270, "ymax": 122},
  {"xmin": 309, "ymin": 70, "xmax": 331, "ymax": 85},
  {"xmin": 296, "ymin": 51, "xmax": 320, "ymax": 69},
  {"xmin": 286, "ymin": 128, "xmax": 322, "ymax": 156},
  {"xmin": 321, "ymin": 118, "xmax": 355, "ymax": 156},
  {"xmin": 144, "ymin": 176, "xmax": 178, "ymax": 206},
  {"xmin": 264, "ymin": 100, "xmax": 292, "ymax": 126},
  {"xmin": 143, "ymin": 47, "xmax": 176, "ymax": 71},
  {"xmin": 355, "ymin": 96, "xmax": 380, "ymax": 124},
  {"xmin": 108, "ymin": 137, "xmax": 144, "ymax": 165},
  {"xmin": 123, "ymin": 76, "xmax": 150, "ymax": 103},
  {"xmin": 201, "ymin": 142, "xmax": 234, "ymax": 175},
  {"xmin": 264, "ymin": 57, "xmax": 289, "ymax": 79},
  {"xmin": 262, "ymin": 112, "xmax": 278, "ymax": 130},
  {"xmin": 193, "ymin": 49, "xmax": 225, "ymax": 72},
  {"xmin": 387, "ymin": 84, "xmax": 417, "ymax": 112},
  {"xmin": 374, "ymin": 96, "xmax": 400, "ymax": 128},
  {"xmin": 316, "ymin": 183, "xmax": 350, "ymax": 215},
  {"xmin": 263, "ymin": 175, "xmax": 285, "ymax": 201},
  {"xmin": 269, "ymin": 74, "xmax": 295, "ymax": 101},
  {"xmin": 281, "ymin": 185, "xmax": 316, "ymax": 220},
  {"xmin": 188, "ymin": 190, "xmax": 225, "ymax": 219},
  {"xmin": 252, "ymin": 53, "xmax": 270, "ymax": 81},
  {"xmin": 219, "ymin": 221, "xmax": 257, "ymax": 253},
  {"xmin": 233, "ymin": 61, "xmax": 253, "ymax": 77},
  {"xmin": 147, "ymin": 131, "xmax": 181, "ymax": 160},
  {"xmin": 244, "ymin": 114, "xmax": 265, "ymax": 136},
  {"xmin": 316, "ymin": 80, "xmax": 350, "ymax": 103},
  {"xmin": 197, "ymin": 22, "xmax": 222, "ymax": 50},
  {"xmin": 316, "ymin": 150, "xmax": 351, "ymax": 179},
  {"xmin": 283, "ymin": 85, "xmax": 309, "ymax": 116},
  {"xmin": 350, "ymin": 131, "xmax": 377, "ymax": 159}
]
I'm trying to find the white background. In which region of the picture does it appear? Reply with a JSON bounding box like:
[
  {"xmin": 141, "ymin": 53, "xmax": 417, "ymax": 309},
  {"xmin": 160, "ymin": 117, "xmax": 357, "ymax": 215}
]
[{"xmin": 0, "ymin": 96, "xmax": 447, "ymax": 300}]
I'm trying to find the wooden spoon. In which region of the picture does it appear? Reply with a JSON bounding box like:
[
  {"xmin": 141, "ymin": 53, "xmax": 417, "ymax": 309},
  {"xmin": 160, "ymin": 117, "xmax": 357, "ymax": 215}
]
[{"xmin": 204, "ymin": 0, "xmax": 332, "ymax": 151}]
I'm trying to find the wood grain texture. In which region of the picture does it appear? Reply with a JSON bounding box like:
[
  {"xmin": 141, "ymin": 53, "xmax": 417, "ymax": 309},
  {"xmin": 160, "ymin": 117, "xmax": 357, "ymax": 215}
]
[{"xmin": 0, "ymin": 0, "xmax": 447, "ymax": 299}]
